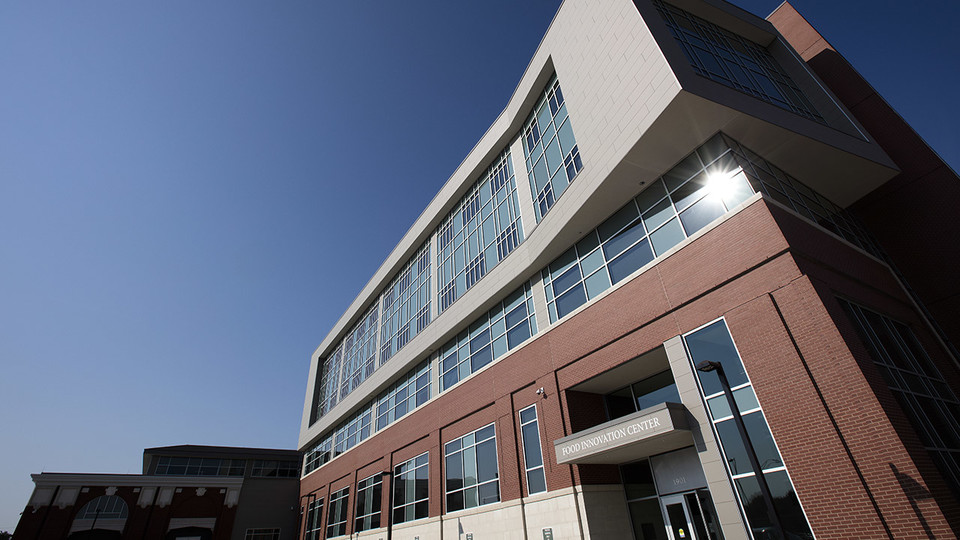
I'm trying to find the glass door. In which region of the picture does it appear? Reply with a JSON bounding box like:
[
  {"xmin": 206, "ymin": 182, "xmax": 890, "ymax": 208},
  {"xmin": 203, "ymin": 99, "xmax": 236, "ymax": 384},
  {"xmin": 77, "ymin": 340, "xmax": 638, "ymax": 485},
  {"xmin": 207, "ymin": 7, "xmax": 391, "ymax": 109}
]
[
  {"xmin": 662, "ymin": 493, "xmax": 696, "ymax": 540},
  {"xmin": 661, "ymin": 491, "xmax": 718, "ymax": 540}
]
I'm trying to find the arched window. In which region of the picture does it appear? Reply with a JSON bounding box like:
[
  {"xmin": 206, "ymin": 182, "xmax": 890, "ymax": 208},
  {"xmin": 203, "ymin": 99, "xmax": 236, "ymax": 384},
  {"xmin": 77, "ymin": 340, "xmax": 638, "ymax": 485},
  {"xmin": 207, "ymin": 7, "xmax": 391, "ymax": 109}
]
[{"xmin": 76, "ymin": 495, "xmax": 129, "ymax": 520}]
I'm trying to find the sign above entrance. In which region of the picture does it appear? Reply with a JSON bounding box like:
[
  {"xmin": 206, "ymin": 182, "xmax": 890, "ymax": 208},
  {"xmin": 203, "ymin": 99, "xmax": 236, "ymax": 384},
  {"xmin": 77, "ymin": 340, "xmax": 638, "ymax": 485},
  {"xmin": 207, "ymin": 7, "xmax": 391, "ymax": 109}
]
[{"xmin": 553, "ymin": 402, "xmax": 691, "ymax": 464}]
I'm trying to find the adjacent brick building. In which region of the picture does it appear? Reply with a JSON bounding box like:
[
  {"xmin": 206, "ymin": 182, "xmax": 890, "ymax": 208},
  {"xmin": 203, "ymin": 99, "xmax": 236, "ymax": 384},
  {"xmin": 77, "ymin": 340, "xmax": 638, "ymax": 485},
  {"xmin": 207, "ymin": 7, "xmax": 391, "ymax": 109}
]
[{"xmin": 13, "ymin": 446, "xmax": 300, "ymax": 540}]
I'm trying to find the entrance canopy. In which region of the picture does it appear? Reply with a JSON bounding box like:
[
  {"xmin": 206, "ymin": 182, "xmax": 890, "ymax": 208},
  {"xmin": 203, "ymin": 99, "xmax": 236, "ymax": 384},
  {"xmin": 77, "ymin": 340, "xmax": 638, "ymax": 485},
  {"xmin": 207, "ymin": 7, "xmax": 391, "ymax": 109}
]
[{"xmin": 553, "ymin": 402, "xmax": 691, "ymax": 464}]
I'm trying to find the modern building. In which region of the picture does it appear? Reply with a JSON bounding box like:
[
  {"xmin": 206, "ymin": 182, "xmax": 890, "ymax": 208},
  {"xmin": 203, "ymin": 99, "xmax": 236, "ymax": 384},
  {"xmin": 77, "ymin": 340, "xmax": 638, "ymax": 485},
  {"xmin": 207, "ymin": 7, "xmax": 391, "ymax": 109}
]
[
  {"xmin": 296, "ymin": 0, "xmax": 960, "ymax": 539},
  {"xmin": 13, "ymin": 446, "xmax": 300, "ymax": 540}
]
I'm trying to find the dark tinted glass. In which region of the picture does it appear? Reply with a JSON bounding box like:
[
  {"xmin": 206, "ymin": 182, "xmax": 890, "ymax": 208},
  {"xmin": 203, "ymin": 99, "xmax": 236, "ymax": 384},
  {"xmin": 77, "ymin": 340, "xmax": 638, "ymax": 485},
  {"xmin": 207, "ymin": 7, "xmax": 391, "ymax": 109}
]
[
  {"xmin": 527, "ymin": 468, "xmax": 547, "ymax": 494},
  {"xmin": 478, "ymin": 481, "xmax": 500, "ymax": 505},
  {"xmin": 765, "ymin": 470, "xmax": 814, "ymax": 539},
  {"xmin": 629, "ymin": 498, "xmax": 668, "ymax": 540},
  {"xmin": 521, "ymin": 423, "xmax": 543, "ymax": 468},
  {"xmin": 606, "ymin": 386, "xmax": 637, "ymax": 420},
  {"xmin": 445, "ymin": 454, "xmax": 463, "ymax": 492},
  {"xmin": 608, "ymin": 238, "xmax": 654, "ymax": 284},
  {"xmin": 734, "ymin": 475, "xmax": 774, "ymax": 535},
  {"xmin": 555, "ymin": 283, "xmax": 587, "ymax": 319},
  {"xmin": 685, "ymin": 320, "xmax": 749, "ymax": 396},
  {"xmin": 476, "ymin": 439, "xmax": 498, "ymax": 483},
  {"xmin": 632, "ymin": 370, "xmax": 681, "ymax": 410},
  {"xmin": 446, "ymin": 490, "xmax": 464, "ymax": 512},
  {"xmin": 621, "ymin": 459, "xmax": 656, "ymax": 500}
]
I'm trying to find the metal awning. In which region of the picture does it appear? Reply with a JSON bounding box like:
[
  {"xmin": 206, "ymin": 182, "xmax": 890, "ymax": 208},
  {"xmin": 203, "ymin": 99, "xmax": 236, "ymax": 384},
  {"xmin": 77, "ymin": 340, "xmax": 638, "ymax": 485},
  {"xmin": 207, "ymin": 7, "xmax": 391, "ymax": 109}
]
[{"xmin": 553, "ymin": 403, "xmax": 692, "ymax": 464}]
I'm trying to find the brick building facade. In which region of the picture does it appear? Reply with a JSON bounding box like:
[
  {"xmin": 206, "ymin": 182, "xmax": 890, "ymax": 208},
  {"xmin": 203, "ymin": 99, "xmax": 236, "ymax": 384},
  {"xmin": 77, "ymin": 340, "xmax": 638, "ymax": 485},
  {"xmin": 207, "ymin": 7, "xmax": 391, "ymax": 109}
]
[
  {"xmin": 283, "ymin": 0, "xmax": 960, "ymax": 539},
  {"xmin": 14, "ymin": 446, "xmax": 299, "ymax": 540}
]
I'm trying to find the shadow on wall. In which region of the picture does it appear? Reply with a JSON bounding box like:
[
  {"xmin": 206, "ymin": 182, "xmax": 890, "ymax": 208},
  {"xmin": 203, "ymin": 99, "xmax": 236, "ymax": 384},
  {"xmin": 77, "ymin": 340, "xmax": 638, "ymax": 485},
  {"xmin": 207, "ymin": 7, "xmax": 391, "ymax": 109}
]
[{"xmin": 890, "ymin": 463, "xmax": 935, "ymax": 540}]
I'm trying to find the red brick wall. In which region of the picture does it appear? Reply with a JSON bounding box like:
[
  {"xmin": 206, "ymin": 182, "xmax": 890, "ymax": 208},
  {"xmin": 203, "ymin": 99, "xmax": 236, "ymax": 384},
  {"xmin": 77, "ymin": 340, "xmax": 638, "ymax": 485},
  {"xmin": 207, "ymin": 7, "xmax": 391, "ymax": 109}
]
[
  {"xmin": 13, "ymin": 484, "xmax": 238, "ymax": 540},
  {"xmin": 299, "ymin": 198, "xmax": 959, "ymax": 539},
  {"xmin": 768, "ymin": 1, "xmax": 960, "ymax": 352}
]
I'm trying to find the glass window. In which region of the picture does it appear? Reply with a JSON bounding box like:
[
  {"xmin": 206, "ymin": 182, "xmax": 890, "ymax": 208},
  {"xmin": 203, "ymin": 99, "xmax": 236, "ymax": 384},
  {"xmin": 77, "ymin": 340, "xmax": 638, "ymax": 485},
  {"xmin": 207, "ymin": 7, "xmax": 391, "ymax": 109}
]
[
  {"xmin": 380, "ymin": 243, "xmax": 432, "ymax": 364},
  {"xmin": 840, "ymin": 300, "xmax": 960, "ymax": 495},
  {"xmin": 76, "ymin": 495, "xmax": 128, "ymax": 519},
  {"xmin": 621, "ymin": 460, "xmax": 667, "ymax": 540},
  {"xmin": 653, "ymin": 0, "xmax": 823, "ymax": 123},
  {"xmin": 541, "ymin": 134, "xmax": 754, "ymax": 323},
  {"xmin": 605, "ymin": 369, "xmax": 681, "ymax": 421},
  {"xmin": 393, "ymin": 452, "xmax": 429, "ymax": 524},
  {"xmin": 252, "ymin": 460, "xmax": 299, "ymax": 478},
  {"xmin": 154, "ymin": 456, "xmax": 244, "ymax": 477},
  {"xmin": 244, "ymin": 529, "xmax": 280, "ymax": 540},
  {"xmin": 523, "ymin": 76, "xmax": 583, "ymax": 222},
  {"xmin": 440, "ymin": 284, "xmax": 537, "ymax": 391},
  {"xmin": 445, "ymin": 423, "xmax": 500, "ymax": 512},
  {"xmin": 632, "ymin": 370, "xmax": 681, "ymax": 410},
  {"xmin": 339, "ymin": 304, "xmax": 380, "ymax": 400},
  {"xmin": 310, "ymin": 240, "xmax": 434, "ymax": 426},
  {"xmin": 519, "ymin": 405, "xmax": 547, "ymax": 495},
  {"xmin": 437, "ymin": 149, "xmax": 524, "ymax": 312},
  {"xmin": 684, "ymin": 319, "xmax": 814, "ymax": 539},
  {"xmin": 304, "ymin": 498, "xmax": 323, "ymax": 540},
  {"xmin": 326, "ymin": 487, "xmax": 350, "ymax": 538},
  {"xmin": 355, "ymin": 473, "xmax": 383, "ymax": 532},
  {"xmin": 720, "ymin": 134, "xmax": 881, "ymax": 257},
  {"xmin": 333, "ymin": 403, "xmax": 373, "ymax": 458},
  {"xmin": 376, "ymin": 360, "xmax": 431, "ymax": 431}
]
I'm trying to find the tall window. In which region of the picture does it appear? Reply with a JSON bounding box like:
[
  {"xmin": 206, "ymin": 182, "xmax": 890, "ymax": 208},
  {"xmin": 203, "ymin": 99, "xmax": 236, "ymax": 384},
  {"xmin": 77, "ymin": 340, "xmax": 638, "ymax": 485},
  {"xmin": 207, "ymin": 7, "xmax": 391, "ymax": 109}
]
[
  {"xmin": 684, "ymin": 319, "xmax": 814, "ymax": 539},
  {"xmin": 437, "ymin": 149, "xmax": 524, "ymax": 312},
  {"xmin": 304, "ymin": 498, "xmax": 323, "ymax": 540},
  {"xmin": 445, "ymin": 423, "xmax": 500, "ymax": 511},
  {"xmin": 518, "ymin": 405, "xmax": 547, "ymax": 495},
  {"xmin": 653, "ymin": 0, "xmax": 823, "ymax": 123},
  {"xmin": 840, "ymin": 300, "xmax": 960, "ymax": 494},
  {"xmin": 311, "ymin": 241, "xmax": 433, "ymax": 426},
  {"xmin": 523, "ymin": 76, "xmax": 583, "ymax": 221},
  {"xmin": 326, "ymin": 487, "xmax": 350, "ymax": 538},
  {"xmin": 380, "ymin": 243, "xmax": 432, "ymax": 364},
  {"xmin": 355, "ymin": 474, "xmax": 383, "ymax": 532},
  {"xmin": 340, "ymin": 304, "xmax": 380, "ymax": 399},
  {"xmin": 313, "ymin": 344, "xmax": 344, "ymax": 422},
  {"xmin": 394, "ymin": 452, "xmax": 429, "ymax": 524}
]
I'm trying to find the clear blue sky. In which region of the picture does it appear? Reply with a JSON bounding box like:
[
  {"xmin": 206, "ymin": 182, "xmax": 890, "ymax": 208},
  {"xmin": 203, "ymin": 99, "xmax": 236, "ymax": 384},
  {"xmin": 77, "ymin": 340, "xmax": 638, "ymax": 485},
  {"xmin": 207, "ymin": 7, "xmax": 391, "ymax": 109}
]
[{"xmin": 1, "ymin": 0, "xmax": 957, "ymax": 531}]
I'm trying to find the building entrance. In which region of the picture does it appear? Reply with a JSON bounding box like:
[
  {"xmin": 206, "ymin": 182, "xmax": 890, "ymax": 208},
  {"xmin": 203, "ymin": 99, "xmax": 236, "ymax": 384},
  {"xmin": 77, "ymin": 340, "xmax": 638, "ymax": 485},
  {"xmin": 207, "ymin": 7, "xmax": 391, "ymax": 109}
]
[
  {"xmin": 661, "ymin": 490, "xmax": 721, "ymax": 540},
  {"xmin": 622, "ymin": 447, "xmax": 724, "ymax": 540}
]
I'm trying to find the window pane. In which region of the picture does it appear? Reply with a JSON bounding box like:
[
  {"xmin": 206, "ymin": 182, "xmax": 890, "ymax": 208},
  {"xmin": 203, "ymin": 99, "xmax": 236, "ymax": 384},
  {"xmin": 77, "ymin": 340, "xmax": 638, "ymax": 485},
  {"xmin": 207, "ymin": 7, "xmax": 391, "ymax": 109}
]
[
  {"xmin": 555, "ymin": 284, "xmax": 587, "ymax": 319},
  {"xmin": 521, "ymin": 424, "xmax": 544, "ymax": 468},
  {"xmin": 679, "ymin": 193, "xmax": 725, "ymax": 235},
  {"xmin": 527, "ymin": 468, "xmax": 547, "ymax": 494},
  {"xmin": 649, "ymin": 218, "xmax": 685, "ymax": 256},
  {"xmin": 628, "ymin": 498, "xmax": 668, "ymax": 540},
  {"xmin": 621, "ymin": 460, "xmax": 657, "ymax": 500},
  {"xmin": 685, "ymin": 320, "xmax": 749, "ymax": 395},
  {"xmin": 476, "ymin": 439, "xmax": 499, "ymax": 483},
  {"xmin": 765, "ymin": 470, "xmax": 814, "ymax": 539},
  {"xmin": 608, "ymin": 238, "xmax": 654, "ymax": 284}
]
